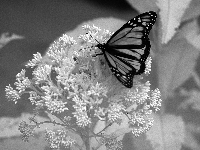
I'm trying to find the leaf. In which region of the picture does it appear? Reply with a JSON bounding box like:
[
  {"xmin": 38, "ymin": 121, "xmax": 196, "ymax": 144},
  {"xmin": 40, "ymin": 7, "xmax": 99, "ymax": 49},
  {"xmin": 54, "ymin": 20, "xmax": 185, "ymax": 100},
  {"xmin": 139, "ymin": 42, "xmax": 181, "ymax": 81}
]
[
  {"xmin": 157, "ymin": 0, "xmax": 192, "ymax": 44},
  {"xmin": 178, "ymin": 89, "xmax": 200, "ymax": 111},
  {"xmin": 125, "ymin": 0, "xmax": 157, "ymax": 13},
  {"xmin": 182, "ymin": 0, "xmax": 200, "ymax": 22},
  {"xmin": 184, "ymin": 123, "xmax": 200, "ymax": 149},
  {"xmin": 182, "ymin": 20, "xmax": 200, "ymax": 49},
  {"xmin": 157, "ymin": 34, "xmax": 199, "ymax": 98},
  {"xmin": 44, "ymin": 110, "xmax": 64, "ymax": 124},
  {"xmin": 146, "ymin": 114, "xmax": 185, "ymax": 150},
  {"xmin": 0, "ymin": 33, "xmax": 24, "ymax": 49},
  {"xmin": 90, "ymin": 120, "xmax": 106, "ymax": 150}
]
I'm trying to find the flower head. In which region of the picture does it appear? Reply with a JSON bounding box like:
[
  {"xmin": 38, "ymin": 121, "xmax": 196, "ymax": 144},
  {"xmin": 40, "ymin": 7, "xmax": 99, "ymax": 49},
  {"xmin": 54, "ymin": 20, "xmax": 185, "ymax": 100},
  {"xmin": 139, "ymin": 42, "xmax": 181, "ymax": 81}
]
[
  {"xmin": 45, "ymin": 129, "xmax": 75, "ymax": 149},
  {"xmin": 5, "ymin": 24, "xmax": 161, "ymax": 149}
]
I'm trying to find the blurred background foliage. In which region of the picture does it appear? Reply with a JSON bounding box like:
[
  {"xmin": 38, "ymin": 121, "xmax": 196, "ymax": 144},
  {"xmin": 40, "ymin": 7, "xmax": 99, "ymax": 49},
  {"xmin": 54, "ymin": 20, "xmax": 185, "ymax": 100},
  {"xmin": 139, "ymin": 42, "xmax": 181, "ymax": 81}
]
[{"xmin": 1, "ymin": 0, "xmax": 200, "ymax": 150}]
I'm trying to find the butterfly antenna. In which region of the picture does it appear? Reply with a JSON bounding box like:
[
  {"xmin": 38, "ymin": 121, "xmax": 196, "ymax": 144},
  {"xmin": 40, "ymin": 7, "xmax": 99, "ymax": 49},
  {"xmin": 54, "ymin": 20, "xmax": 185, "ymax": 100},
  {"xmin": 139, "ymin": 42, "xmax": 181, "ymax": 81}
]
[
  {"xmin": 88, "ymin": 34, "xmax": 103, "ymax": 56},
  {"xmin": 88, "ymin": 34, "xmax": 101, "ymax": 45}
]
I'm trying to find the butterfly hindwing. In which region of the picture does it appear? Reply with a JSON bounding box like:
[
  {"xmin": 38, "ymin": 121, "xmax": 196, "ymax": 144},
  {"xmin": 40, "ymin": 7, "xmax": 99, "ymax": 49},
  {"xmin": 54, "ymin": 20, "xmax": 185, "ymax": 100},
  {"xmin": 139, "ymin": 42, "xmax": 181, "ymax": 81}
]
[
  {"xmin": 104, "ymin": 51, "xmax": 134, "ymax": 88},
  {"xmin": 96, "ymin": 11, "xmax": 157, "ymax": 88}
]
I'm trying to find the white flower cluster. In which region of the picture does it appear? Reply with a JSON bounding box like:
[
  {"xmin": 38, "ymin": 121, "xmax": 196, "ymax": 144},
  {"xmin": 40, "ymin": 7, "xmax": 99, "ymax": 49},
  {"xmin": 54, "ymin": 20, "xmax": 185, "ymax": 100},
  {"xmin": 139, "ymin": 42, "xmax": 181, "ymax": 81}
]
[
  {"xmin": 5, "ymin": 24, "xmax": 162, "ymax": 149},
  {"xmin": 45, "ymin": 129, "xmax": 75, "ymax": 149}
]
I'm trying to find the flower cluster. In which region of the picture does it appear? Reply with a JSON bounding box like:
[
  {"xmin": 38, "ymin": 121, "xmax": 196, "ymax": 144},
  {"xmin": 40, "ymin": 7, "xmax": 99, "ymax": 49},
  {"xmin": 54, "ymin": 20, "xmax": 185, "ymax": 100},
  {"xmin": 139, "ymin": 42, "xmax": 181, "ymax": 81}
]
[
  {"xmin": 18, "ymin": 121, "xmax": 36, "ymax": 142},
  {"xmin": 5, "ymin": 69, "xmax": 31, "ymax": 104},
  {"xmin": 101, "ymin": 135, "xmax": 123, "ymax": 150},
  {"xmin": 45, "ymin": 129, "xmax": 75, "ymax": 149},
  {"xmin": 122, "ymin": 81, "xmax": 161, "ymax": 137},
  {"xmin": 5, "ymin": 24, "xmax": 161, "ymax": 149},
  {"xmin": 107, "ymin": 103, "xmax": 125, "ymax": 123}
]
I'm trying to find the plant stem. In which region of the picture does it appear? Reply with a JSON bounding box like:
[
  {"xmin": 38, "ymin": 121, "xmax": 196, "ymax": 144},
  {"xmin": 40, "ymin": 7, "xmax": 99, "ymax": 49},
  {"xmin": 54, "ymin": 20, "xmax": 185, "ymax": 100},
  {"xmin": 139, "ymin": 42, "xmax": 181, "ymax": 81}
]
[{"xmin": 85, "ymin": 126, "xmax": 90, "ymax": 150}]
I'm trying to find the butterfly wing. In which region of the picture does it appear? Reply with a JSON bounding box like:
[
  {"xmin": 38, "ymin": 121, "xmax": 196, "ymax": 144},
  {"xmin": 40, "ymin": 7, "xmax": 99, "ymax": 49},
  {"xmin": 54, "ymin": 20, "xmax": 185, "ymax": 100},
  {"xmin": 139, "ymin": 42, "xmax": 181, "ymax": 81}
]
[
  {"xmin": 103, "ymin": 46, "xmax": 144, "ymax": 88},
  {"xmin": 107, "ymin": 11, "xmax": 157, "ymax": 46},
  {"xmin": 97, "ymin": 11, "xmax": 157, "ymax": 88}
]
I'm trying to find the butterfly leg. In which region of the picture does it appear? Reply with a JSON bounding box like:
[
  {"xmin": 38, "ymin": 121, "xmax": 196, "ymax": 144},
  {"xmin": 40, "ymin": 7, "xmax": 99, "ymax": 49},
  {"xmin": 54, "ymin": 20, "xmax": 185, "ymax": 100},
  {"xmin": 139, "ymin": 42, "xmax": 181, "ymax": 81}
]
[{"xmin": 92, "ymin": 52, "xmax": 103, "ymax": 57}]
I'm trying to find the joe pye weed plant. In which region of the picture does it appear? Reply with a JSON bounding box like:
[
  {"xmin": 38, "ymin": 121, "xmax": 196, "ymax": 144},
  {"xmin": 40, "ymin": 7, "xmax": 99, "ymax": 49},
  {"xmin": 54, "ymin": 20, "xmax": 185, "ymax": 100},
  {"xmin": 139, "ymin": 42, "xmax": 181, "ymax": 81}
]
[{"xmin": 5, "ymin": 24, "xmax": 161, "ymax": 150}]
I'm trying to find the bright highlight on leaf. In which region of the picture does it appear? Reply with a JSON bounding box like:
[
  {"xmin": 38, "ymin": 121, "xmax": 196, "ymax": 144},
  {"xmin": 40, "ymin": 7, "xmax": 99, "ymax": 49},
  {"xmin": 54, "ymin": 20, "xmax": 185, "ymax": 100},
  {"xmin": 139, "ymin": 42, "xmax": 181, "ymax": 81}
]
[{"xmin": 157, "ymin": 0, "xmax": 192, "ymax": 44}]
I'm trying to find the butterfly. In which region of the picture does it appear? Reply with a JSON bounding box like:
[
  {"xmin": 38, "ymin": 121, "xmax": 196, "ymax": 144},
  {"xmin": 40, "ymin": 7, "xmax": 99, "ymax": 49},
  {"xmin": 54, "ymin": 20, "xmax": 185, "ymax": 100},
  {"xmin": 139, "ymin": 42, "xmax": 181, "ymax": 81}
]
[{"xmin": 96, "ymin": 11, "xmax": 157, "ymax": 88}]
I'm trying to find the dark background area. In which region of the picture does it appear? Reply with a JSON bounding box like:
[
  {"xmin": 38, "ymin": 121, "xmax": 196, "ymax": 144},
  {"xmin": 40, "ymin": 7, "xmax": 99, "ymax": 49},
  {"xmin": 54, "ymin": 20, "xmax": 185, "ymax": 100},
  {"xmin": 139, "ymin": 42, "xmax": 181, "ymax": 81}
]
[{"xmin": 0, "ymin": 0, "xmax": 136, "ymax": 117}]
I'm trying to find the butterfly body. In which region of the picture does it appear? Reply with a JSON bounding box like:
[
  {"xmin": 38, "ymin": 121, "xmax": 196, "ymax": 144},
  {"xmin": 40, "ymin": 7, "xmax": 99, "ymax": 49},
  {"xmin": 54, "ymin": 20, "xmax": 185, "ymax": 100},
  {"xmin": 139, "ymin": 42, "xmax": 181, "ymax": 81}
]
[{"xmin": 96, "ymin": 11, "xmax": 157, "ymax": 88}]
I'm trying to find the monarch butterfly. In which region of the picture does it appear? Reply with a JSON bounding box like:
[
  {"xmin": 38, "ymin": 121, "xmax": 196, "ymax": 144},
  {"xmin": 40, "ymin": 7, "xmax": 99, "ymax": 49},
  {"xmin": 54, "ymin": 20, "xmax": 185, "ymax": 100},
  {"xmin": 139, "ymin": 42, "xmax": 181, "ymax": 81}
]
[{"xmin": 96, "ymin": 11, "xmax": 157, "ymax": 88}]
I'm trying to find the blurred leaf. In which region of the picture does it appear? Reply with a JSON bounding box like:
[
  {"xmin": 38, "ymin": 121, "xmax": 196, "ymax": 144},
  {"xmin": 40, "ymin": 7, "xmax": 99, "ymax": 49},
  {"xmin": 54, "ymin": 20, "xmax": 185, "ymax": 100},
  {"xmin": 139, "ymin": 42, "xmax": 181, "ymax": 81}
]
[
  {"xmin": 179, "ymin": 90, "xmax": 200, "ymax": 111},
  {"xmin": 184, "ymin": 123, "xmax": 200, "ymax": 150},
  {"xmin": 182, "ymin": 0, "xmax": 200, "ymax": 22},
  {"xmin": 146, "ymin": 114, "xmax": 185, "ymax": 150},
  {"xmin": 182, "ymin": 20, "xmax": 200, "ymax": 49},
  {"xmin": 157, "ymin": 33, "xmax": 199, "ymax": 98},
  {"xmin": 157, "ymin": 0, "xmax": 192, "ymax": 44},
  {"xmin": 125, "ymin": 0, "xmax": 158, "ymax": 13},
  {"xmin": 0, "ymin": 33, "xmax": 24, "ymax": 49},
  {"xmin": 44, "ymin": 111, "xmax": 63, "ymax": 124},
  {"xmin": 90, "ymin": 120, "xmax": 106, "ymax": 150}
]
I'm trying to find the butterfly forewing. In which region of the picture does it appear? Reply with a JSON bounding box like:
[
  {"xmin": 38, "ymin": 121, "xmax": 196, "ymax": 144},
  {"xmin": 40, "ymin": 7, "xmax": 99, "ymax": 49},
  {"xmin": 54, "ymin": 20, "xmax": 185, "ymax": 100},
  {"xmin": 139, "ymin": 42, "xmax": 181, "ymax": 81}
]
[
  {"xmin": 128, "ymin": 11, "xmax": 157, "ymax": 30},
  {"xmin": 96, "ymin": 11, "xmax": 157, "ymax": 88},
  {"xmin": 108, "ymin": 26, "xmax": 146, "ymax": 46}
]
